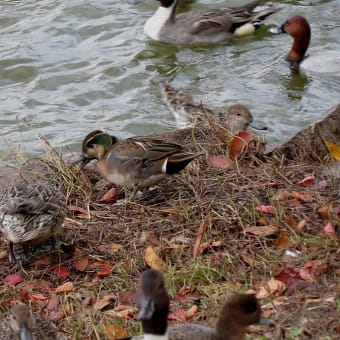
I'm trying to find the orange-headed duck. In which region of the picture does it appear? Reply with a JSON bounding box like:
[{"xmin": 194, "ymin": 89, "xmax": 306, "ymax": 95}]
[{"xmin": 270, "ymin": 15, "xmax": 340, "ymax": 74}]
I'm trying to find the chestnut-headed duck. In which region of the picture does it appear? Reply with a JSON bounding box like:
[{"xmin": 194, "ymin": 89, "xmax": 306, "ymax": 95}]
[
  {"xmin": 144, "ymin": 0, "xmax": 281, "ymax": 44},
  {"xmin": 162, "ymin": 84, "xmax": 267, "ymax": 133},
  {"xmin": 270, "ymin": 15, "xmax": 340, "ymax": 74},
  {"xmin": 133, "ymin": 269, "xmax": 271, "ymax": 340}
]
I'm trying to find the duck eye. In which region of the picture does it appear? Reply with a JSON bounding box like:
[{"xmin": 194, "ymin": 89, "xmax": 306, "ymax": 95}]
[{"xmin": 237, "ymin": 113, "xmax": 241, "ymax": 116}]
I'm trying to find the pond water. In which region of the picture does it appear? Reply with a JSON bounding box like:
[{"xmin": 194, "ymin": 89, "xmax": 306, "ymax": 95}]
[{"xmin": 0, "ymin": 0, "xmax": 339, "ymax": 158}]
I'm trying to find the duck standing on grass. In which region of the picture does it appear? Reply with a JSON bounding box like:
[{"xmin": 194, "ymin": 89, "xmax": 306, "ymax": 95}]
[
  {"xmin": 0, "ymin": 303, "xmax": 66, "ymax": 340},
  {"xmin": 270, "ymin": 15, "xmax": 340, "ymax": 74},
  {"xmin": 0, "ymin": 182, "xmax": 66, "ymax": 263},
  {"xmin": 133, "ymin": 269, "xmax": 271, "ymax": 340},
  {"xmin": 144, "ymin": 0, "xmax": 281, "ymax": 44},
  {"xmin": 162, "ymin": 83, "xmax": 267, "ymax": 133},
  {"xmin": 72, "ymin": 130, "xmax": 204, "ymax": 199}
]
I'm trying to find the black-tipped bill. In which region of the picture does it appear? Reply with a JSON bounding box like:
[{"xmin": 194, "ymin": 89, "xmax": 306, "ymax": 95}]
[
  {"xmin": 19, "ymin": 326, "xmax": 33, "ymax": 340},
  {"xmin": 69, "ymin": 154, "xmax": 92, "ymax": 169},
  {"xmin": 137, "ymin": 298, "xmax": 155, "ymax": 321},
  {"xmin": 259, "ymin": 316, "xmax": 274, "ymax": 326},
  {"xmin": 250, "ymin": 123, "xmax": 268, "ymax": 131},
  {"xmin": 269, "ymin": 26, "xmax": 284, "ymax": 35}
]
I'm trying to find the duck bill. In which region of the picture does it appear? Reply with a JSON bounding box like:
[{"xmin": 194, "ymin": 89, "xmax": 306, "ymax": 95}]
[
  {"xmin": 19, "ymin": 326, "xmax": 33, "ymax": 340},
  {"xmin": 69, "ymin": 154, "xmax": 92, "ymax": 169},
  {"xmin": 250, "ymin": 123, "xmax": 268, "ymax": 131},
  {"xmin": 137, "ymin": 298, "xmax": 155, "ymax": 321},
  {"xmin": 259, "ymin": 316, "xmax": 273, "ymax": 326},
  {"xmin": 269, "ymin": 26, "xmax": 284, "ymax": 35}
]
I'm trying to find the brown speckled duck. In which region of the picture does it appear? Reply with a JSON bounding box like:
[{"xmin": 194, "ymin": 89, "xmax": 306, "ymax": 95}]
[
  {"xmin": 133, "ymin": 269, "xmax": 271, "ymax": 340},
  {"xmin": 162, "ymin": 84, "xmax": 267, "ymax": 133},
  {"xmin": 0, "ymin": 182, "xmax": 66, "ymax": 263},
  {"xmin": 0, "ymin": 304, "xmax": 66, "ymax": 340},
  {"xmin": 72, "ymin": 130, "xmax": 203, "ymax": 199}
]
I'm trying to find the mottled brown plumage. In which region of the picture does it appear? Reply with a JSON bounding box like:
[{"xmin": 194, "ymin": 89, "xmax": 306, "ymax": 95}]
[{"xmin": 0, "ymin": 182, "xmax": 66, "ymax": 263}]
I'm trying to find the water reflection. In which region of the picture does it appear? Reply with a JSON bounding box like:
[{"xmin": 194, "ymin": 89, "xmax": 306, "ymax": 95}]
[{"xmin": 284, "ymin": 72, "xmax": 311, "ymax": 101}]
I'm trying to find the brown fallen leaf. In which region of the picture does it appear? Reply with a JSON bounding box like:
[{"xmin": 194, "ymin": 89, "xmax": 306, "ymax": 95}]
[
  {"xmin": 243, "ymin": 225, "xmax": 278, "ymax": 236},
  {"xmin": 105, "ymin": 324, "xmax": 128, "ymax": 340},
  {"xmin": 320, "ymin": 222, "xmax": 337, "ymax": 239},
  {"xmin": 299, "ymin": 260, "xmax": 327, "ymax": 282},
  {"xmin": 193, "ymin": 215, "xmax": 211, "ymax": 259},
  {"xmin": 272, "ymin": 189, "xmax": 290, "ymax": 201},
  {"xmin": 229, "ymin": 131, "xmax": 254, "ymax": 159},
  {"xmin": 74, "ymin": 254, "xmax": 89, "ymax": 272},
  {"xmin": 275, "ymin": 231, "xmax": 293, "ymax": 249},
  {"xmin": 257, "ymin": 278, "xmax": 286, "ymax": 299},
  {"xmin": 255, "ymin": 205, "xmax": 276, "ymax": 214},
  {"xmin": 317, "ymin": 201, "xmax": 333, "ymax": 221},
  {"xmin": 55, "ymin": 282, "xmax": 74, "ymax": 294},
  {"xmin": 296, "ymin": 219, "xmax": 307, "ymax": 232},
  {"xmin": 99, "ymin": 244, "xmax": 123, "ymax": 254},
  {"xmin": 99, "ymin": 187, "xmax": 119, "ymax": 203},
  {"xmin": 144, "ymin": 245, "xmax": 167, "ymax": 271},
  {"xmin": 207, "ymin": 154, "xmax": 233, "ymax": 169},
  {"xmin": 93, "ymin": 295, "xmax": 116, "ymax": 310},
  {"xmin": 46, "ymin": 294, "xmax": 59, "ymax": 311},
  {"xmin": 185, "ymin": 305, "xmax": 198, "ymax": 319},
  {"xmin": 241, "ymin": 254, "xmax": 257, "ymax": 266}
]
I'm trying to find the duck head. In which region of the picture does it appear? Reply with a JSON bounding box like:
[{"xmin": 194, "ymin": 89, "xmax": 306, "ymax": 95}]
[
  {"xmin": 137, "ymin": 269, "xmax": 170, "ymax": 336},
  {"xmin": 10, "ymin": 304, "xmax": 34, "ymax": 340},
  {"xmin": 270, "ymin": 16, "xmax": 311, "ymax": 65},
  {"xmin": 71, "ymin": 130, "xmax": 118, "ymax": 169},
  {"xmin": 215, "ymin": 294, "xmax": 271, "ymax": 339}
]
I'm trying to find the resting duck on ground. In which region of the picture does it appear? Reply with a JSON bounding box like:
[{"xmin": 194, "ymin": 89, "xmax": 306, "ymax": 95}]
[
  {"xmin": 133, "ymin": 269, "xmax": 271, "ymax": 340},
  {"xmin": 0, "ymin": 182, "xmax": 66, "ymax": 263},
  {"xmin": 162, "ymin": 84, "xmax": 267, "ymax": 133},
  {"xmin": 0, "ymin": 304, "xmax": 66, "ymax": 340},
  {"xmin": 144, "ymin": 0, "xmax": 281, "ymax": 44},
  {"xmin": 72, "ymin": 130, "xmax": 204, "ymax": 199},
  {"xmin": 270, "ymin": 15, "xmax": 340, "ymax": 74}
]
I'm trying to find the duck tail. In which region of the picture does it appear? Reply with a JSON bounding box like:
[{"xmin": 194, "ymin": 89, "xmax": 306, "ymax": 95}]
[
  {"xmin": 166, "ymin": 151, "xmax": 204, "ymax": 175},
  {"xmin": 251, "ymin": 5, "xmax": 282, "ymax": 27}
]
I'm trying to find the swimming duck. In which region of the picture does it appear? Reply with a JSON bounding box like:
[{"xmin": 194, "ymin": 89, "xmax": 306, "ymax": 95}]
[
  {"xmin": 0, "ymin": 303, "xmax": 66, "ymax": 340},
  {"xmin": 270, "ymin": 15, "xmax": 340, "ymax": 74},
  {"xmin": 144, "ymin": 0, "xmax": 281, "ymax": 44},
  {"xmin": 134, "ymin": 269, "xmax": 270, "ymax": 340},
  {"xmin": 72, "ymin": 130, "xmax": 204, "ymax": 199},
  {"xmin": 162, "ymin": 84, "xmax": 267, "ymax": 133},
  {"xmin": 0, "ymin": 182, "xmax": 66, "ymax": 263}
]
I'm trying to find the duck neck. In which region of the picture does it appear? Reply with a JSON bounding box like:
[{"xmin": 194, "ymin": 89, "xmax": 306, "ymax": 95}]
[
  {"xmin": 286, "ymin": 31, "xmax": 310, "ymax": 64},
  {"xmin": 144, "ymin": 1, "xmax": 177, "ymax": 39},
  {"xmin": 141, "ymin": 309, "xmax": 169, "ymax": 338},
  {"xmin": 215, "ymin": 312, "xmax": 247, "ymax": 340}
]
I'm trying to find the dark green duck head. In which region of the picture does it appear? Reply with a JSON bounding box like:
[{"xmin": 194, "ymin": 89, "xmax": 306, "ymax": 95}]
[{"xmin": 71, "ymin": 130, "xmax": 118, "ymax": 169}]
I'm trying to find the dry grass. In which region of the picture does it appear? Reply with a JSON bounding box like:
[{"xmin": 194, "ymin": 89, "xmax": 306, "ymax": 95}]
[{"xmin": 0, "ymin": 126, "xmax": 339, "ymax": 339}]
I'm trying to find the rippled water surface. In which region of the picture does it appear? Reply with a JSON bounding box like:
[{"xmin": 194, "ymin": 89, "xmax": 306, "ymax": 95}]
[{"xmin": 0, "ymin": 0, "xmax": 339, "ymax": 157}]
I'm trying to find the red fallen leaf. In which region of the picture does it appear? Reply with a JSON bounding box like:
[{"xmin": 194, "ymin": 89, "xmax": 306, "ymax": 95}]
[
  {"xmin": 290, "ymin": 191, "xmax": 311, "ymax": 202},
  {"xmin": 4, "ymin": 274, "xmax": 24, "ymax": 286},
  {"xmin": 68, "ymin": 205, "xmax": 88, "ymax": 214},
  {"xmin": 229, "ymin": 131, "xmax": 254, "ymax": 159},
  {"xmin": 274, "ymin": 267, "xmax": 304, "ymax": 294},
  {"xmin": 99, "ymin": 187, "xmax": 119, "ymax": 203},
  {"xmin": 176, "ymin": 294, "xmax": 188, "ymax": 303},
  {"xmin": 266, "ymin": 182, "xmax": 285, "ymax": 188},
  {"xmin": 168, "ymin": 308, "xmax": 186, "ymax": 321},
  {"xmin": 320, "ymin": 222, "xmax": 337, "ymax": 239},
  {"xmin": 50, "ymin": 266, "xmax": 70, "ymax": 281},
  {"xmin": 297, "ymin": 175, "xmax": 315, "ymax": 186},
  {"xmin": 255, "ymin": 205, "xmax": 276, "ymax": 214},
  {"xmin": 21, "ymin": 289, "xmax": 29, "ymax": 300},
  {"xmin": 299, "ymin": 260, "xmax": 327, "ymax": 282},
  {"xmin": 74, "ymin": 254, "xmax": 89, "ymax": 272},
  {"xmin": 96, "ymin": 262, "xmax": 114, "ymax": 278},
  {"xmin": 287, "ymin": 199, "xmax": 303, "ymax": 208},
  {"xmin": 207, "ymin": 155, "xmax": 233, "ymax": 169}
]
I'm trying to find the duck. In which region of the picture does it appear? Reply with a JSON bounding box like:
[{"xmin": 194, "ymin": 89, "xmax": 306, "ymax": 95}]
[
  {"xmin": 0, "ymin": 303, "xmax": 66, "ymax": 340},
  {"xmin": 136, "ymin": 269, "xmax": 170, "ymax": 339},
  {"xmin": 269, "ymin": 15, "xmax": 340, "ymax": 74},
  {"xmin": 72, "ymin": 130, "xmax": 204, "ymax": 199},
  {"xmin": 133, "ymin": 269, "xmax": 271, "ymax": 339},
  {"xmin": 144, "ymin": 0, "xmax": 281, "ymax": 44},
  {"xmin": 0, "ymin": 182, "xmax": 66, "ymax": 263},
  {"xmin": 162, "ymin": 84, "xmax": 267, "ymax": 133}
]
